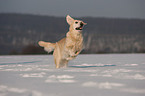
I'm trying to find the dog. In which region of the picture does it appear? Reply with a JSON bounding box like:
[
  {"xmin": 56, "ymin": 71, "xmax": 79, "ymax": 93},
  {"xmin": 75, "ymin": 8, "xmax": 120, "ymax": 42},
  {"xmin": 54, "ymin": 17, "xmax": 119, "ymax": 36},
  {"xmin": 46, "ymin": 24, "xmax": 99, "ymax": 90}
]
[{"xmin": 38, "ymin": 15, "xmax": 87, "ymax": 68}]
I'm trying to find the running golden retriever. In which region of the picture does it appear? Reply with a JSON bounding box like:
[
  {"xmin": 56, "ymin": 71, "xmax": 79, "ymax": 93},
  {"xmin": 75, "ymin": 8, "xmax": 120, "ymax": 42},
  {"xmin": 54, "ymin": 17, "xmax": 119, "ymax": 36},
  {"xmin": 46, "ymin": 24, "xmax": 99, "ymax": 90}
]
[{"xmin": 38, "ymin": 15, "xmax": 86, "ymax": 68}]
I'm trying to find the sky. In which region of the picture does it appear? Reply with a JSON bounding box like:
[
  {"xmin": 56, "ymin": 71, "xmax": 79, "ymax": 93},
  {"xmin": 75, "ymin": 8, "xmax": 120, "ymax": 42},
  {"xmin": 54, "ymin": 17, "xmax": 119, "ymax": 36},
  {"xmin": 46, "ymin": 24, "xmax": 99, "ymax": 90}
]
[{"xmin": 0, "ymin": 0, "xmax": 145, "ymax": 19}]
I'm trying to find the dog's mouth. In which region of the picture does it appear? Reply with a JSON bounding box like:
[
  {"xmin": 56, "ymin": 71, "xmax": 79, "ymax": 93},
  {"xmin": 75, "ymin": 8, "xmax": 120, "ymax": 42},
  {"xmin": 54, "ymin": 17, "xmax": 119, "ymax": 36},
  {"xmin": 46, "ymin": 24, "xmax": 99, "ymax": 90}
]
[{"xmin": 76, "ymin": 26, "xmax": 83, "ymax": 30}]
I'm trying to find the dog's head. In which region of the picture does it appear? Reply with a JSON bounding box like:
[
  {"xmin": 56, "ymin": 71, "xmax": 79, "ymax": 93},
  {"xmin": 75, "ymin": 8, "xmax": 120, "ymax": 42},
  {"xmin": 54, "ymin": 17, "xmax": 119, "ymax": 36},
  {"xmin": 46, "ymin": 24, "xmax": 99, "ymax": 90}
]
[{"xmin": 66, "ymin": 15, "xmax": 87, "ymax": 31}]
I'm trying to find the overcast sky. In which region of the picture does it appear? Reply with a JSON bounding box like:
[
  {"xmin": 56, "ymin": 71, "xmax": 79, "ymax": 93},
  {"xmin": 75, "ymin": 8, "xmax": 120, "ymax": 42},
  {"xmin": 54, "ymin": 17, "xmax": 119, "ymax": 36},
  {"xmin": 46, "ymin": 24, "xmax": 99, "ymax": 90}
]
[{"xmin": 0, "ymin": 0, "xmax": 145, "ymax": 19}]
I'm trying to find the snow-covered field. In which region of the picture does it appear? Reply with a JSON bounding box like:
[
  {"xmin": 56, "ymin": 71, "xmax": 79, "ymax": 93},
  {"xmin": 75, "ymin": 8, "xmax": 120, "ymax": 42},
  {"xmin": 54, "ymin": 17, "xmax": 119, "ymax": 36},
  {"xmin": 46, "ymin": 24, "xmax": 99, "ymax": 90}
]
[{"xmin": 0, "ymin": 54, "xmax": 145, "ymax": 96}]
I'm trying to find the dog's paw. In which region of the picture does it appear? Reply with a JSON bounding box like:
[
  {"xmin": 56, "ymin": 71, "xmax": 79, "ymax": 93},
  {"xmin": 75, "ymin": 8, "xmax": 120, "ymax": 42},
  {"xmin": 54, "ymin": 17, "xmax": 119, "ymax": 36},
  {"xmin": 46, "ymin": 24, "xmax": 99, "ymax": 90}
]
[{"xmin": 66, "ymin": 57, "xmax": 74, "ymax": 60}]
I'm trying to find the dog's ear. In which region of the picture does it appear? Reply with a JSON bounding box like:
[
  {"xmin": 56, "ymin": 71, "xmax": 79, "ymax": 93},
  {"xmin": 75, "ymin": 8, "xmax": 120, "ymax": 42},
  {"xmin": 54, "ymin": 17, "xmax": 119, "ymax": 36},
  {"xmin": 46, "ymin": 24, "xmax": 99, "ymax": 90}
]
[
  {"xmin": 66, "ymin": 15, "xmax": 74, "ymax": 25},
  {"xmin": 83, "ymin": 22, "xmax": 87, "ymax": 25}
]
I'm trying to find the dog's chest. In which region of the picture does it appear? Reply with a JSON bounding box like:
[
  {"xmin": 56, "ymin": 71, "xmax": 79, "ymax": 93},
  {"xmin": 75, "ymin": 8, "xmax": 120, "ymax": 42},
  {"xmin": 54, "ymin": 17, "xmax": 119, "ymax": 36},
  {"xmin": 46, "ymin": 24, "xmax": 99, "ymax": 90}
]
[
  {"xmin": 74, "ymin": 38, "xmax": 83, "ymax": 50},
  {"xmin": 66, "ymin": 33, "xmax": 83, "ymax": 51}
]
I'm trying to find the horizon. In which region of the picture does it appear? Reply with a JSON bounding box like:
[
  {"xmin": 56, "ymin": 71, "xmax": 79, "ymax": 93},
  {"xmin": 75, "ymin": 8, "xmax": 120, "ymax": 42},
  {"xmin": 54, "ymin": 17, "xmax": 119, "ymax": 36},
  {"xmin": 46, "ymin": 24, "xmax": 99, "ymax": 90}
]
[{"xmin": 1, "ymin": 13, "xmax": 145, "ymax": 20}]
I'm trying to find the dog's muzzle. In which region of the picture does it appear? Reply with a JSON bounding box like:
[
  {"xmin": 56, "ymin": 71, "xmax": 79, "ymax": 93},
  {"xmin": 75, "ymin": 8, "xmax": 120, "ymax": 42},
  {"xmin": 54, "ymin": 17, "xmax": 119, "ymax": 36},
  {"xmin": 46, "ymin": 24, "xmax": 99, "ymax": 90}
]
[{"xmin": 76, "ymin": 22, "xmax": 84, "ymax": 30}]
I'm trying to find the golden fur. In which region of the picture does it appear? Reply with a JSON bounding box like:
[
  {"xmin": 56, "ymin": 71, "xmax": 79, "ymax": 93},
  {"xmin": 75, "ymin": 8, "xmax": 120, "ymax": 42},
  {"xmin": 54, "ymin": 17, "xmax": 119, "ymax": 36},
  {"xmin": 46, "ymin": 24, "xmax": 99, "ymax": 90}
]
[{"xmin": 38, "ymin": 15, "xmax": 86, "ymax": 68}]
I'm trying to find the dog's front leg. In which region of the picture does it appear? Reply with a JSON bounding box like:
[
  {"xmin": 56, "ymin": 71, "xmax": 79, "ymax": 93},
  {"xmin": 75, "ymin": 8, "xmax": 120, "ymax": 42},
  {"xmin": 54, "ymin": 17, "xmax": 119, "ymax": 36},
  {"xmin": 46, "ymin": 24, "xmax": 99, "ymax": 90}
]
[
  {"xmin": 74, "ymin": 50, "xmax": 80, "ymax": 56},
  {"xmin": 69, "ymin": 50, "xmax": 76, "ymax": 56},
  {"xmin": 65, "ymin": 50, "xmax": 76, "ymax": 60}
]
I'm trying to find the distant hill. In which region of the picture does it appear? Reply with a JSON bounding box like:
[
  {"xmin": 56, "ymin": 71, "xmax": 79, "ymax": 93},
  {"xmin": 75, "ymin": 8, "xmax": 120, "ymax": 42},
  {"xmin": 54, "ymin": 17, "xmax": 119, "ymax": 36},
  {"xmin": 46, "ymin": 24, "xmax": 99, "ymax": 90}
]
[{"xmin": 0, "ymin": 13, "xmax": 145, "ymax": 55}]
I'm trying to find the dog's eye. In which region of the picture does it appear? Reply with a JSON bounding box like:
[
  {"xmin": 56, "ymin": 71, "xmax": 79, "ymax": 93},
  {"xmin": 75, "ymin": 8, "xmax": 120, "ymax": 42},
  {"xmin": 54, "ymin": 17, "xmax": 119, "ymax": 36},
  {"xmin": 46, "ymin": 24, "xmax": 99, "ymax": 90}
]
[{"xmin": 75, "ymin": 22, "xmax": 78, "ymax": 24}]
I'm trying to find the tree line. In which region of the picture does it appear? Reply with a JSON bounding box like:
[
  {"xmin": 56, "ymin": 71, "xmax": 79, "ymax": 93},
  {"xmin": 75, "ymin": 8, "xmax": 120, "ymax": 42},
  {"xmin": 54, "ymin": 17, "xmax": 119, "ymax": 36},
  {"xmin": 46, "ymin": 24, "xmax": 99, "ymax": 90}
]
[{"xmin": 0, "ymin": 13, "xmax": 145, "ymax": 55}]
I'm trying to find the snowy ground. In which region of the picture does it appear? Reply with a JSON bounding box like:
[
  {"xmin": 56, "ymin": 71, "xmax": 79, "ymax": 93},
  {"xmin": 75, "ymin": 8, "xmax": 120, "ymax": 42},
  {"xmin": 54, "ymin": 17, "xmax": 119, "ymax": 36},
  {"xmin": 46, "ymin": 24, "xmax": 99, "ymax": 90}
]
[{"xmin": 0, "ymin": 54, "xmax": 145, "ymax": 96}]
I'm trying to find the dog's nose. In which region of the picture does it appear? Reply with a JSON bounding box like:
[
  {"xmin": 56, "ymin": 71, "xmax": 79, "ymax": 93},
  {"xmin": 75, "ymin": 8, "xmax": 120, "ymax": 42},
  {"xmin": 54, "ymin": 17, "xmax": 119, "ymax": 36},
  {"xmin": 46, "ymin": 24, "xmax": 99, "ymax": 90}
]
[{"xmin": 80, "ymin": 22, "xmax": 84, "ymax": 26}]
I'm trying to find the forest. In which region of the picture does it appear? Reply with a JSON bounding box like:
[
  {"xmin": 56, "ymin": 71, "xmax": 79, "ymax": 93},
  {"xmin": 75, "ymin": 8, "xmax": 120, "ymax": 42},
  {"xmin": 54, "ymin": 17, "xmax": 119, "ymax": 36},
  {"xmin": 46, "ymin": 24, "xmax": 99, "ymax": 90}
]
[{"xmin": 0, "ymin": 13, "xmax": 145, "ymax": 55}]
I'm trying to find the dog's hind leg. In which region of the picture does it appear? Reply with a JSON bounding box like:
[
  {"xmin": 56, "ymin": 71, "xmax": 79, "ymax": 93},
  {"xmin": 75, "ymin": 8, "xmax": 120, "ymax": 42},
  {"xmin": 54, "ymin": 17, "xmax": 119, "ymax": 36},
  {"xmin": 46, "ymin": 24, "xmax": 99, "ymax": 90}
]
[
  {"xmin": 55, "ymin": 59, "xmax": 68, "ymax": 68},
  {"xmin": 53, "ymin": 42, "xmax": 68, "ymax": 68},
  {"xmin": 53, "ymin": 43, "xmax": 62, "ymax": 68},
  {"xmin": 54, "ymin": 57, "xmax": 61, "ymax": 68},
  {"xmin": 62, "ymin": 59, "xmax": 68, "ymax": 68}
]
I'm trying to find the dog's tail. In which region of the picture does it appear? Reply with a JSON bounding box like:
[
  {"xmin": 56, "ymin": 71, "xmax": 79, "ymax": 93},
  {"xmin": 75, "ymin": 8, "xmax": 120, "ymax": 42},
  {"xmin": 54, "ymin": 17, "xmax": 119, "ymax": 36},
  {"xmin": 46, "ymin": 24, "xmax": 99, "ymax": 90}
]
[{"xmin": 38, "ymin": 41, "xmax": 56, "ymax": 53}]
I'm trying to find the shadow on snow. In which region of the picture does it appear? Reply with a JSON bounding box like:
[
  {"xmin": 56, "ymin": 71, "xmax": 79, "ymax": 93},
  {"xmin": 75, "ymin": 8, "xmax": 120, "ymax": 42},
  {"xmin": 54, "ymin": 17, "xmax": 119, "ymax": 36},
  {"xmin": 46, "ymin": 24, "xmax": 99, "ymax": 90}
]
[{"xmin": 69, "ymin": 64, "xmax": 116, "ymax": 68}]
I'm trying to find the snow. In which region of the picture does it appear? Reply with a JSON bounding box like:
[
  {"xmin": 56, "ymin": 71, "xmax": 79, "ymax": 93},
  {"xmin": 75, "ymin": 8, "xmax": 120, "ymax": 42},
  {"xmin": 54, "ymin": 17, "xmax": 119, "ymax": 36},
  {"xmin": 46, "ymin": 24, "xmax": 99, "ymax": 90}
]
[
  {"xmin": 82, "ymin": 81, "xmax": 125, "ymax": 89},
  {"xmin": 0, "ymin": 54, "xmax": 145, "ymax": 96},
  {"xmin": 45, "ymin": 75, "xmax": 76, "ymax": 83}
]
